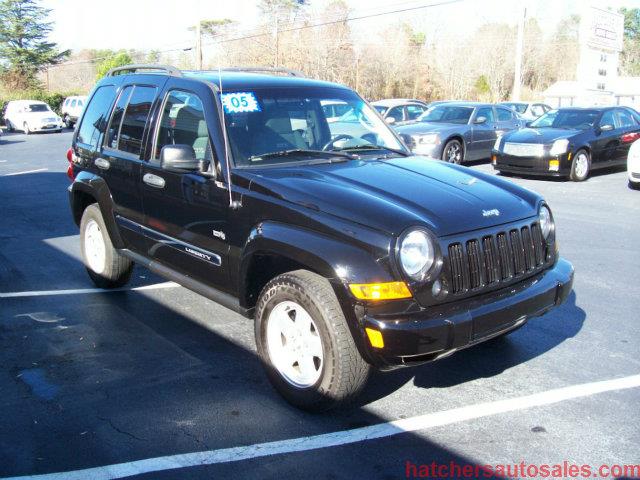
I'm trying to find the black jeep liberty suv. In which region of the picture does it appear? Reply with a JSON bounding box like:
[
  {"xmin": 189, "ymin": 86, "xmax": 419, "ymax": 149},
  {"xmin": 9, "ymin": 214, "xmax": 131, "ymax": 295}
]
[{"xmin": 67, "ymin": 65, "xmax": 574, "ymax": 411}]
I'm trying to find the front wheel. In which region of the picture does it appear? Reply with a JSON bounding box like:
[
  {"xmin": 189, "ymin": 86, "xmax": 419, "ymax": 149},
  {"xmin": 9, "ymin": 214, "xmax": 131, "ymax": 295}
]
[
  {"xmin": 255, "ymin": 270, "xmax": 371, "ymax": 411},
  {"xmin": 23, "ymin": 122, "xmax": 30, "ymax": 135},
  {"xmin": 442, "ymin": 139, "xmax": 463, "ymax": 164},
  {"xmin": 570, "ymin": 149, "xmax": 590, "ymax": 181},
  {"xmin": 80, "ymin": 203, "xmax": 133, "ymax": 288},
  {"xmin": 629, "ymin": 179, "xmax": 640, "ymax": 191}
]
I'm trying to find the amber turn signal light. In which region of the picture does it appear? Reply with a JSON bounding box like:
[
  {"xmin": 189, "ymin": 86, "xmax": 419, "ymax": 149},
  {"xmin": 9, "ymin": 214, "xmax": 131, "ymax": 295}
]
[
  {"xmin": 349, "ymin": 281, "xmax": 412, "ymax": 300},
  {"xmin": 365, "ymin": 327, "xmax": 385, "ymax": 348}
]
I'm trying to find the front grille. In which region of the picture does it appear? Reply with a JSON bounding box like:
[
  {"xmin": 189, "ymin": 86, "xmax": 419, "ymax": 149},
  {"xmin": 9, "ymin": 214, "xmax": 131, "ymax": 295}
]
[{"xmin": 446, "ymin": 222, "xmax": 548, "ymax": 295}]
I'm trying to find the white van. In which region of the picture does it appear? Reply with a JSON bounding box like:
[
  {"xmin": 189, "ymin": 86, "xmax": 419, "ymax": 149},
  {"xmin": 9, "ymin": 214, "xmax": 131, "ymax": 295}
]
[
  {"xmin": 61, "ymin": 95, "xmax": 88, "ymax": 128},
  {"xmin": 4, "ymin": 100, "xmax": 63, "ymax": 134}
]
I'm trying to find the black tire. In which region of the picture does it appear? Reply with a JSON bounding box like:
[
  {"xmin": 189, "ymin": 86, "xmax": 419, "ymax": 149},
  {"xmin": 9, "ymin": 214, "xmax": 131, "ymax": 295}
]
[
  {"xmin": 255, "ymin": 270, "xmax": 371, "ymax": 411},
  {"xmin": 23, "ymin": 122, "xmax": 30, "ymax": 135},
  {"xmin": 79, "ymin": 203, "xmax": 133, "ymax": 289},
  {"xmin": 64, "ymin": 115, "xmax": 72, "ymax": 129},
  {"xmin": 6, "ymin": 120, "xmax": 14, "ymax": 132},
  {"xmin": 629, "ymin": 179, "xmax": 640, "ymax": 190},
  {"xmin": 442, "ymin": 139, "xmax": 463, "ymax": 164},
  {"xmin": 570, "ymin": 149, "xmax": 590, "ymax": 181}
]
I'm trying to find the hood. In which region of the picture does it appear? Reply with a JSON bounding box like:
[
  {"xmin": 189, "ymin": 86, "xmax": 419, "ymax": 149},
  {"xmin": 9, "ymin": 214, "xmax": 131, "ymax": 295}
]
[
  {"xmin": 503, "ymin": 127, "xmax": 581, "ymax": 144},
  {"xmin": 394, "ymin": 122, "xmax": 463, "ymax": 136},
  {"xmin": 243, "ymin": 157, "xmax": 541, "ymax": 237}
]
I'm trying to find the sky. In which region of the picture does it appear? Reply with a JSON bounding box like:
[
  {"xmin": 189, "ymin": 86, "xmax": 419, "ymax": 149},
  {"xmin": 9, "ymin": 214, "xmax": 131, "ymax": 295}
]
[{"xmin": 42, "ymin": 0, "xmax": 640, "ymax": 53}]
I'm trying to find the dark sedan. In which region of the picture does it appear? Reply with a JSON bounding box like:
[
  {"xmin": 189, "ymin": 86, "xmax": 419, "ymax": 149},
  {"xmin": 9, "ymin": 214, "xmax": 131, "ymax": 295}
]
[
  {"xmin": 492, "ymin": 106, "xmax": 640, "ymax": 181},
  {"xmin": 395, "ymin": 102, "xmax": 522, "ymax": 164}
]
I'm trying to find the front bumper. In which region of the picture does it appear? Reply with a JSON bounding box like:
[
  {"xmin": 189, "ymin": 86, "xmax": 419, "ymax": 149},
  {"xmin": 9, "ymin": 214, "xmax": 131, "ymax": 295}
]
[
  {"xmin": 363, "ymin": 258, "xmax": 574, "ymax": 367},
  {"xmin": 492, "ymin": 150, "xmax": 570, "ymax": 177},
  {"xmin": 30, "ymin": 122, "xmax": 63, "ymax": 132}
]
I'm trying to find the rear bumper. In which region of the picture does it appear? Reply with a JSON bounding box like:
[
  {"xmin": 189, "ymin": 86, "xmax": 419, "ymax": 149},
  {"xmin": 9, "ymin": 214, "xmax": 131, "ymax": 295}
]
[{"xmin": 364, "ymin": 258, "xmax": 574, "ymax": 367}]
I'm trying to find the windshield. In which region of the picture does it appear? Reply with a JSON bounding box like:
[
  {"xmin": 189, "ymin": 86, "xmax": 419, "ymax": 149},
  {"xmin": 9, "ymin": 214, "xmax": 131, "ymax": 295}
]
[
  {"xmin": 417, "ymin": 105, "xmax": 473, "ymax": 124},
  {"xmin": 221, "ymin": 87, "xmax": 405, "ymax": 166},
  {"xmin": 529, "ymin": 109, "xmax": 598, "ymax": 130},
  {"xmin": 373, "ymin": 105, "xmax": 387, "ymax": 114},
  {"xmin": 502, "ymin": 102, "xmax": 527, "ymax": 114},
  {"xmin": 27, "ymin": 104, "xmax": 51, "ymax": 112}
]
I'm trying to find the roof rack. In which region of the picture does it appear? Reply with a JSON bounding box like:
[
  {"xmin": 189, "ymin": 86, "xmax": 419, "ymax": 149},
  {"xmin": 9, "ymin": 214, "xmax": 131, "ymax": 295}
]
[
  {"xmin": 219, "ymin": 66, "xmax": 304, "ymax": 78},
  {"xmin": 105, "ymin": 64, "xmax": 183, "ymax": 77}
]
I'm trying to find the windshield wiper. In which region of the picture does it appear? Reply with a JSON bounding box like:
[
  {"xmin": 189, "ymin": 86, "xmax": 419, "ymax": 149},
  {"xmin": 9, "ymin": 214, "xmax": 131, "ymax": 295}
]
[
  {"xmin": 249, "ymin": 149, "xmax": 357, "ymax": 163},
  {"xmin": 335, "ymin": 144, "xmax": 410, "ymax": 157}
]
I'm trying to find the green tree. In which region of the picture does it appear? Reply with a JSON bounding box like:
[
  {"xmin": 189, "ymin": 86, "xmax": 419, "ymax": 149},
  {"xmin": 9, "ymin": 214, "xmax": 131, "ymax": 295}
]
[
  {"xmin": 195, "ymin": 18, "xmax": 234, "ymax": 39},
  {"xmin": 95, "ymin": 51, "xmax": 133, "ymax": 80},
  {"xmin": 620, "ymin": 8, "xmax": 640, "ymax": 75},
  {"xmin": 0, "ymin": 0, "xmax": 69, "ymax": 89}
]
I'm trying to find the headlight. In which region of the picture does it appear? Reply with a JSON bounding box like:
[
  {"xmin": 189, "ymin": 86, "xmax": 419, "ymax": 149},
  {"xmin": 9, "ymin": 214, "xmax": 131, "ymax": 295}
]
[
  {"xmin": 398, "ymin": 229, "xmax": 436, "ymax": 280},
  {"xmin": 539, "ymin": 205, "xmax": 553, "ymax": 240},
  {"xmin": 493, "ymin": 136, "xmax": 502, "ymax": 151},
  {"xmin": 549, "ymin": 139, "xmax": 569, "ymax": 156},
  {"xmin": 412, "ymin": 133, "xmax": 439, "ymax": 145}
]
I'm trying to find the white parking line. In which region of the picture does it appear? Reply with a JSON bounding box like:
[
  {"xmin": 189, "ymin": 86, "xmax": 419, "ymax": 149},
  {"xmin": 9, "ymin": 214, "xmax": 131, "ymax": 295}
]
[
  {"xmin": 3, "ymin": 374, "xmax": 639, "ymax": 480},
  {"xmin": 0, "ymin": 282, "xmax": 179, "ymax": 298},
  {"xmin": 3, "ymin": 168, "xmax": 48, "ymax": 176}
]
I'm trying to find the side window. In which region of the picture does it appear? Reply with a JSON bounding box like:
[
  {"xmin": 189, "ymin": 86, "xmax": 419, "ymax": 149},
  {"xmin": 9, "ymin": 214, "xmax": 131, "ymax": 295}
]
[
  {"xmin": 406, "ymin": 105, "xmax": 426, "ymax": 120},
  {"xmin": 531, "ymin": 105, "xmax": 545, "ymax": 117},
  {"xmin": 77, "ymin": 85, "xmax": 117, "ymax": 148},
  {"xmin": 476, "ymin": 107, "xmax": 495, "ymax": 123},
  {"xmin": 599, "ymin": 110, "xmax": 616, "ymax": 128},
  {"xmin": 106, "ymin": 86, "xmax": 133, "ymax": 150},
  {"xmin": 386, "ymin": 106, "xmax": 404, "ymax": 122},
  {"xmin": 64, "ymin": 99, "xmax": 69, "ymax": 107},
  {"xmin": 118, "ymin": 86, "xmax": 157, "ymax": 156},
  {"xmin": 496, "ymin": 107, "xmax": 513, "ymax": 121},
  {"xmin": 616, "ymin": 109, "xmax": 637, "ymax": 128},
  {"xmin": 71, "ymin": 99, "xmax": 77, "ymax": 108},
  {"xmin": 155, "ymin": 90, "xmax": 212, "ymax": 163},
  {"xmin": 78, "ymin": 100, "xmax": 84, "ymax": 107}
]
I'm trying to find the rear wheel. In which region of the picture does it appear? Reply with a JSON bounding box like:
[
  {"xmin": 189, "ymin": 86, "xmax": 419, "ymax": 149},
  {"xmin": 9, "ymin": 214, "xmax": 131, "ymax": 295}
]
[
  {"xmin": 5, "ymin": 120, "xmax": 14, "ymax": 132},
  {"xmin": 570, "ymin": 149, "xmax": 590, "ymax": 181},
  {"xmin": 442, "ymin": 139, "xmax": 463, "ymax": 164},
  {"xmin": 629, "ymin": 179, "xmax": 640, "ymax": 190},
  {"xmin": 80, "ymin": 204, "xmax": 133, "ymax": 288},
  {"xmin": 255, "ymin": 270, "xmax": 371, "ymax": 411},
  {"xmin": 64, "ymin": 115, "xmax": 72, "ymax": 129}
]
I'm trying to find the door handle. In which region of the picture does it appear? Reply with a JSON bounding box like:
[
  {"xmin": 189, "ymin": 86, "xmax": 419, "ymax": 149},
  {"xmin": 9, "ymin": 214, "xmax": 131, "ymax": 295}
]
[
  {"xmin": 95, "ymin": 158, "xmax": 110, "ymax": 170},
  {"xmin": 143, "ymin": 173, "xmax": 165, "ymax": 189}
]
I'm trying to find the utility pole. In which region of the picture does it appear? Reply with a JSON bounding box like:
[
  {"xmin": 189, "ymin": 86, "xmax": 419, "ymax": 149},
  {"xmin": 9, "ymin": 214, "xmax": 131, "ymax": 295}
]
[
  {"xmin": 512, "ymin": 2, "xmax": 526, "ymax": 101},
  {"xmin": 195, "ymin": 20, "xmax": 203, "ymax": 70},
  {"xmin": 274, "ymin": 15, "xmax": 279, "ymax": 68}
]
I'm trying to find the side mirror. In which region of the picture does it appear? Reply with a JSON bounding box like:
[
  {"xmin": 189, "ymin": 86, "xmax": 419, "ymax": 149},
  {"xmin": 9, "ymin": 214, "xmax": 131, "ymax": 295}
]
[
  {"xmin": 599, "ymin": 124, "xmax": 614, "ymax": 132},
  {"xmin": 160, "ymin": 145, "xmax": 199, "ymax": 171},
  {"xmin": 474, "ymin": 116, "xmax": 487, "ymax": 124},
  {"xmin": 525, "ymin": 121, "xmax": 533, "ymax": 127},
  {"xmin": 385, "ymin": 117, "xmax": 396, "ymax": 125}
]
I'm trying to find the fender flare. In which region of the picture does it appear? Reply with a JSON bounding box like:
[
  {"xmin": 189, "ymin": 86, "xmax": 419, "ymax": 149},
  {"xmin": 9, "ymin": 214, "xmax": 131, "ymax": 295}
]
[
  {"xmin": 239, "ymin": 221, "xmax": 395, "ymax": 364},
  {"xmin": 69, "ymin": 171, "xmax": 125, "ymax": 248}
]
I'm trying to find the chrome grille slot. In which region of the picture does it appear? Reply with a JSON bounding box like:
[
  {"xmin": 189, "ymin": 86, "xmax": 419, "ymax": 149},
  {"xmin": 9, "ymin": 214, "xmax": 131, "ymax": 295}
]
[{"xmin": 466, "ymin": 239, "xmax": 482, "ymax": 289}]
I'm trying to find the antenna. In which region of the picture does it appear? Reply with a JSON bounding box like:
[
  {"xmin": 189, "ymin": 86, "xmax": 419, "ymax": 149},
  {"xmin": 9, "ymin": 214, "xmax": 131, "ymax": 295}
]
[{"xmin": 217, "ymin": 66, "xmax": 241, "ymax": 210}]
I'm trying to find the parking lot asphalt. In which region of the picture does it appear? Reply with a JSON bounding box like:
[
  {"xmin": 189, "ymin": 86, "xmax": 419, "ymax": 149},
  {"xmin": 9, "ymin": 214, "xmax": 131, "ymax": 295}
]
[{"xmin": 0, "ymin": 131, "xmax": 639, "ymax": 479}]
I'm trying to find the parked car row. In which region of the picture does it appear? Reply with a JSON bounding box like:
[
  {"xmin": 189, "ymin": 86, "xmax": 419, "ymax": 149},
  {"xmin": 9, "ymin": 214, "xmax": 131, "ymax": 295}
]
[
  {"xmin": 1, "ymin": 95, "xmax": 86, "ymax": 134},
  {"xmin": 370, "ymin": 96, "xmax": 640, "ymax": 183}
]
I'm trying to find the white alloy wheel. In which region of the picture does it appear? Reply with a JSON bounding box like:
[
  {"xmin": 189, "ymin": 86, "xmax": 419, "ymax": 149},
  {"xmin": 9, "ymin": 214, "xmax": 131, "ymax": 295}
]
[
  {"xmin": 266, "ymin": 300, "xmax": 324, "ymax": 388},
  {"xmin": 574, "ymin": 152, "xmax": 589, "ymax": 179},
  {"xmin": 84, "ymin": 219, "xmax": 106, "ymax": 274}
]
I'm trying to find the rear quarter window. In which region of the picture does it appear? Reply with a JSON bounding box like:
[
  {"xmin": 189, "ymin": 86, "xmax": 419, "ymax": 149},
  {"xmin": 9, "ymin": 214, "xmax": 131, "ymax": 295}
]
[{"xmin": 77, "ymin": 86, "xmax": 117, "ymax": 148}]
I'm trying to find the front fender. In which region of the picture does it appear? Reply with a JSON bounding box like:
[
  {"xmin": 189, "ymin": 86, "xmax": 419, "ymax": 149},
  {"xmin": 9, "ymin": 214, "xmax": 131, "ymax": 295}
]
[
  {"xmin": 240, "ymin": 221, "xmax": 394, "ymax": 291},
  {"xmin": 69, "ymin": 171, "xmax": 125, "ymax": 248}
]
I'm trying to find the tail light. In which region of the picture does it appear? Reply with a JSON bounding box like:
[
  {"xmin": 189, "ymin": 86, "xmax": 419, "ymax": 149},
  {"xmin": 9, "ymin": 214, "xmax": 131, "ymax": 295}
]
[{"xmin": 66, "ymin": 147, "xmax": 75, "ymax": 180}]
